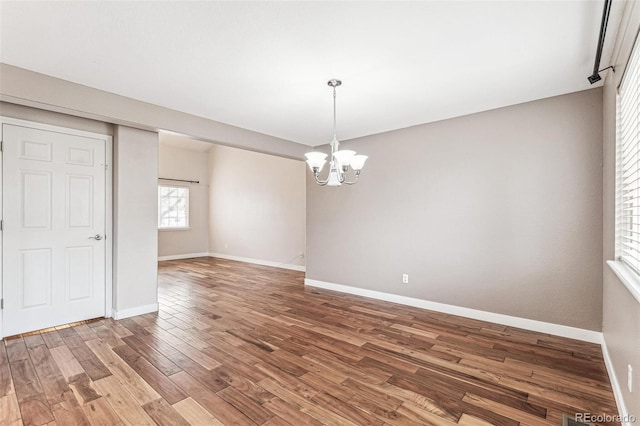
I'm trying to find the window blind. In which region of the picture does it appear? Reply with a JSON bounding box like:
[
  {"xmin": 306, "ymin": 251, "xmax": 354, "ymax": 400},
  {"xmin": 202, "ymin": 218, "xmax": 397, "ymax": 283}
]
[{"xmin": 617, "ymin": 36, "xmax": 640, "ymax": 274}]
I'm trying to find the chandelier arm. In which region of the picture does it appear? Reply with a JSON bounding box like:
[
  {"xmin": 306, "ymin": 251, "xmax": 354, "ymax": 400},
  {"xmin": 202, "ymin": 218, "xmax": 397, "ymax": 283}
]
[
  {"xmin": 314, "ymin": 172, "xmax": 329, "ymax": 186},
  {"xmin": 343, "ymin": 172, "xmax": 361, "ymax": 185}
]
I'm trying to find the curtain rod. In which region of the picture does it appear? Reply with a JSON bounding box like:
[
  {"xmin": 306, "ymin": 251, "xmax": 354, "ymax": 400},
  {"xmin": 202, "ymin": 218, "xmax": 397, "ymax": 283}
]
[
  {"xmin": 587, "ymin": 0, "xmax": 613, "ymax": 84},
  {"xmin": 159, "ymin": 177, "xmax": 200, "ymax": 184}
]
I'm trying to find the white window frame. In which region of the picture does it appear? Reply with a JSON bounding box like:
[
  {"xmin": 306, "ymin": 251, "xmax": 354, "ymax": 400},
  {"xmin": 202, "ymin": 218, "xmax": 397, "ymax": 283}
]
[
  {"xmin": 158, "ymin": 184, "xmax": 190, "ymax": 230},
  {"xmin": 612, "ymin": 32, "xmax": 640, "ymax": 303}
]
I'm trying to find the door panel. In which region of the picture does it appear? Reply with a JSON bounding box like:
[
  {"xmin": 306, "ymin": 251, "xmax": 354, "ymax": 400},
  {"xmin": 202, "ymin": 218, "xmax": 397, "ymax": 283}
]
[
  {"xmin": 22, "ymin": 171, "xmax": 52, "ymax": 229},
  {"xmin": 20, "ymin": 139, "xmax": 52, "ymax": 161},
  {"xmin": 3, "ymin": 123, "xmax": 106, "ymax": 336},
  {"xmin": 66, "ymin": 246, "xmax": 93, "ymax": 301},
  {"xmin": 20, "ymin": 248, "xmax": 51, "ymax": 308},
  {"xmin": 67, "ymin": 175, "xmax": 93, "ymax": 228}
]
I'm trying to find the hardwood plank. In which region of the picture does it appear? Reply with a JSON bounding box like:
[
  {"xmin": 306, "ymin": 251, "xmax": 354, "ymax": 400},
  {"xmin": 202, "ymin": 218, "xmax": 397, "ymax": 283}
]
[
  {"xmin": 26, "ymin": 345, "xmax": 77, "ymax": 413},
  {"xmin": 41, "ymin": 332, "xmax": 65, "ymax": 350},
  {"xmin": 141, "ymin": 398, "xmax": 190, "ymax": 426},
  {"xmin": 137, "ymin": 334, "xmax": 180, "ymax": 357},
  {"xmin": 0, "ymin": 343, "xmax": 8, "ymax": 365},
  {"xmin": 499, "ymin": 375, "xmax": 617, "ymax": 413},
  {"xmin": 92, "ymin": 326, "xmax": 125, "ymax": 348},
  {"xmin": 262, "ymin": 417, "xmax": 293, "ymax": 426},
  {"xmin": 120, "ymin": 335, "xmax": 182, "ymax": 376},
  {"xmin": 367, "ymin": 380, "xmax": 460, "ymax": 423},
  {"xmin": 6, "ymin": 339, "xmax": 29, "ymax": 362},
  {"xmin": 298, "ymin": 372, "xmax": 354, "ymax": 401},
  {"xmin": 81, "ymin": 397, "xmax": 122, "ymax": 426},
  {"xmin": 35, "ymin": 371, "xmax": 74, "ymax": 408},
  {"xmin": 311, "ymin": 390, "xmax": 386, "ymax": 426},
  {"xmin": 68, "ymin": 373, "xmax": 101, "ymax": 405},
  {"xmin": 0, "ymin": 363, "xmax": 14, "ymax": 397},
  {"xmin": 258, "ymin": 377, "xmax": 359, "ymax": 426},
  {"xmin": 261, "ymin": 397, "xmax": 324, "ymax": 426},
  {"xmin": 102, "ymin": 320, "xmax": 134, "ymax": 339},
  {"xmin": 217, "ymin": 385, "xmax": 274, "ymax": 424},
  {"xmin": 48, "ymin": 346, "xmax": 84, "ymax": 380},
  {"xmin": 390, "ymin": 323, "xmax": 440, "ymax": 339},
  {"xmin": 167, "ymin": 351, "xmax": 230, "ymax": 395},
  {"xmin": 71, "ymin": 325, "xmax": 98, "ymax": 342},
  {"xmin": 0, "ymin": 393, "xmax": 22, "ymax": 425},
  {"xmin": 174, "ymin": 343, "xmax": 221, "ymax": 370},
  {"xmin": 9, "ymin": 358, "xmax": 44, "ymax": 401},
  {"xmin": 27, "ymin": 345, "xmax": 63, "ymax": 381},
  {"xmin": 168, "ymin": 371, "xmax": 255, "ymax": 426},
  {"xmin": 461, "ymin": 393, "xmax": 548, "ymax": 425},
  {"xmin": 457, "ymin": 413, "xmax": 495, "ymax": 426},
  {"xmin": 253, "ymin": 362, "xmax": 318, "ymax": 400},
  {"xmin": 214, "ymin": 365, "xmax": 274, "ymax": 404},
  {"xmin": 92, "ymin": 375, "xmax": 156, "ymax": 426},
  {"xmin": 201, "ymin": 340, "xmax": 267, "ymax": 383},
  {"xmin": 16, "ymin": 396, "xmax": 54, "ymax": 426},
  {"xmin": 50, "ymin": 398, "xmax": 91, "ymax": 426},
  {"xmin": 340, "ymin": 377, "xmax": 403, "ymax": 413},
  {"xmin": 165, "ymin": 327, "xmax": 210, "ymax": 351},
  {"xmin": 60, "ymin": 336, "xmax": 97, "ymax": 362},
  {"xmin": 396, "ymin": 400, "xmax": 457, "ymax": 425},
  {"xmin": 23, "ymin": 335, "xmax": 45, "ymax": 349},
  {"xmin": 85, "ymin": 339, "xmax": 161, "ymax": 405},
  {"xmin": 172, "ymin": 397, "xmax": 225, "ymax": 426},
  {"xmin": 112, "ymin": 344, "xmax": 186, "ymax": 404},
  {"xmin": 78, "ymin": 357, "xmax": 112, "ymax": 382}
]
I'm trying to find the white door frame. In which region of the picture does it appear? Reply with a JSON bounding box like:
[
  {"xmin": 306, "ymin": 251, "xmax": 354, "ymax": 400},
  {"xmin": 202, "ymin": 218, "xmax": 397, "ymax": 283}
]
[{"xmin": 0, "ymin": 116, "xmax": 113, "ymax": 339}]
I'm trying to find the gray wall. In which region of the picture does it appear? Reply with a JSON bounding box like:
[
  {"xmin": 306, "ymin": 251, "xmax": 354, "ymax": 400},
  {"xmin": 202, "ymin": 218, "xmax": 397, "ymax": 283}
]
[
  {"xmin": 602, "ymin": 0, "xmax": 640, "ymax": 420},
  {"xmin": 113, "ymin": 125, "xmax": 159, "ymax": 314},
  {"xmin": 307, "ymin": 88, "xmax": 603, "ymax": 330},
  {"xmin": 208, "ymin": 144, "xmax": 306, "ymax": 268},
  {"xmin": 158, "ymin": 143, "xmax": 210, "ymax": 258}
]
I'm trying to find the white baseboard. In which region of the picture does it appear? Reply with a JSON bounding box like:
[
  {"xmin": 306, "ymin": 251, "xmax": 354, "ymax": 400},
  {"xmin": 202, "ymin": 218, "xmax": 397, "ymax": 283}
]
[
  {"xmin": 112, "ymin": 303, "xmax": 159, "ymax": 320},
  {"xmin": 158, "ymin": 252, "xmax": 210, "ymax": 261},
  {"xmin": 304, "ymin": 279, "xmax": 602, "ymax": 344},
  {"xmin": 209, "ymin": 252, "xmax": 306, "ymax": 272},
  {"xmin": 601, "ymin": 336, "xmax": 632, "ymax": 426}
]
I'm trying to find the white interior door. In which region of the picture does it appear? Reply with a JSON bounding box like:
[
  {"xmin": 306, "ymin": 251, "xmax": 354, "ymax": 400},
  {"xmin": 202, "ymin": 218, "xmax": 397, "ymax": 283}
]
[{"xmin": 2, "ymin": 123, "xmax": 107, "ymax": 336}]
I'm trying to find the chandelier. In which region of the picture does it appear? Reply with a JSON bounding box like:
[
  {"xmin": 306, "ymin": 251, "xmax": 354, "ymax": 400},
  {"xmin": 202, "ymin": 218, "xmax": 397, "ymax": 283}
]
[{"xmin": 305, "ymin": 79, "xmax": 368, "ymax": 186}]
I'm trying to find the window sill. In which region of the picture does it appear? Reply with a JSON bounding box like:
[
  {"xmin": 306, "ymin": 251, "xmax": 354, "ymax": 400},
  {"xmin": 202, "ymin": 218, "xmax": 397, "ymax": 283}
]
[
  {"xmin": 158, "ymin": 227, "xmax": 191, "ymax": 232},
  {"xmin": 607, "ymin": 260, "xmax": 640, "ymax": 304}
]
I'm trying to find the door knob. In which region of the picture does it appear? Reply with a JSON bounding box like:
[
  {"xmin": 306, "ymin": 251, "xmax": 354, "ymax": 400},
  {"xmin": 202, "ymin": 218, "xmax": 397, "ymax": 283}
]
[{"xmin": 89, "ymin": 234, "xmax": 103, "ymax": 240}]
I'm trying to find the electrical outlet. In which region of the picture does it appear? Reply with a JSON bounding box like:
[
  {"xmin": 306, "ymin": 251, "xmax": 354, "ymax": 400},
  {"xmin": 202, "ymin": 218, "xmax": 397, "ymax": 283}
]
[
  {"xmin": 402, "ymin": 274, "xmax": 409, "ymax": 284},
  {"xmin": 628, "ymin": 364, "xmax": 633, "ymax": 393},
  {"xmin": 299, "ymin": 252, "xmax": 305, "ymax": 259}
]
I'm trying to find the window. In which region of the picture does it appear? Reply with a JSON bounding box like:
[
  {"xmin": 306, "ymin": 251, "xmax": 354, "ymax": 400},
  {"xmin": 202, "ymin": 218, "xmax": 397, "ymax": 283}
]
[
  {"xmin": 617, "ymin": 37, "xmax": 640, "ymax": 274},
  {"xmin": 158, "ymin": 185, "xmax": 189, "ymax": 229}
]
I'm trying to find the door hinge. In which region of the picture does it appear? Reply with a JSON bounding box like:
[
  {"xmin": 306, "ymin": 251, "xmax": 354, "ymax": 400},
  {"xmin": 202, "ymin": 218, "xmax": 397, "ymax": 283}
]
[
  {"xmin": 1, "ymin": 299, "xmax": 3, "ymax": 310},
  {"xmin": 1, "ymin": 219, "xmax": 3, "ymax": 231},
  {"xmin": 0, "ymin": 141, "xmax": 3, "ymax": 152}
]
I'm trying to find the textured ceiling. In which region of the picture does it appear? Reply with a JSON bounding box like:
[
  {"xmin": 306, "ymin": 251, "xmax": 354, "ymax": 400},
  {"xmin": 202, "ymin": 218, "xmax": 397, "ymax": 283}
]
[{"xmin": 0, "ymin": 1, "xmax": 622, "ymax": 146}]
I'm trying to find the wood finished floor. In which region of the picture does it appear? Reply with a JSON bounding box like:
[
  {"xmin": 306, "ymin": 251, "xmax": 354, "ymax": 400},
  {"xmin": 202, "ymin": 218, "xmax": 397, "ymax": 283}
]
[{"xmin": 1, "ymin": 257, "xmax": 619, "ymax": 425}]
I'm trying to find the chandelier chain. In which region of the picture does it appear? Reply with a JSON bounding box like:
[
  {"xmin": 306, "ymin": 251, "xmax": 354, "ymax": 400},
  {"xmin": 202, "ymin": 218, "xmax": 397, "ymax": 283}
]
[{"xmin": 332, "ymin": 86, "xmax": 337, "ymax": 142}]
